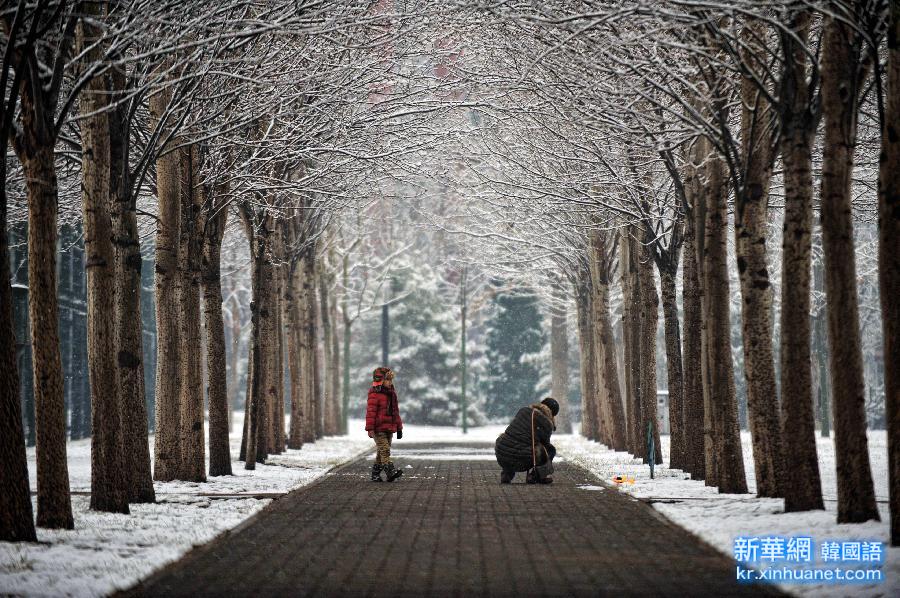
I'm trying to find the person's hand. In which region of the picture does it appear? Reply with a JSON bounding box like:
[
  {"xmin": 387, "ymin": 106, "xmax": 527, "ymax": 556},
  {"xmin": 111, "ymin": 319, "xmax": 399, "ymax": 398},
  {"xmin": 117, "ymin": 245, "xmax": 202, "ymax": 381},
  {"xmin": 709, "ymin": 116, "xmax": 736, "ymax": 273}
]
[
  {"xmin": 367, "ymin": 430, "xmax": 373, "ymax": 438},
  {"xmin": 397, "ymin": 430, "xmax": 403, "ymax": 440}
]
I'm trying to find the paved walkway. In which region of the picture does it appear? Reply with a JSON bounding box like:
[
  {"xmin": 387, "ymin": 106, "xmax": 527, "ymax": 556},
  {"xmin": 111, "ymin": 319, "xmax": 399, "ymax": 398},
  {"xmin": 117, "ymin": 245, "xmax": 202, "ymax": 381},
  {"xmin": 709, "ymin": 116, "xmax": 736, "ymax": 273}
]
[{"xmin": 124, "ymin": 442, "xmax": 781, "ymax": 597}]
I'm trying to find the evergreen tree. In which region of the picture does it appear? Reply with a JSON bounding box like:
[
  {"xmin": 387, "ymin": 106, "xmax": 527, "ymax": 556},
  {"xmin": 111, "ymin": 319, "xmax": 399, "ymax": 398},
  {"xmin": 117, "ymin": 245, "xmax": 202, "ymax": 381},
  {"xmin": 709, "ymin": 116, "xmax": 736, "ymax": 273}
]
[
  {"xmin": 389, "ymin": 264, "xmax": 462, "ymax": 425},
  {"xmin": 481, "ymin": 289, "xmax": 546, "ymax": 420},
  {"xmin": 350, "ymin": 261, "xmax": 484, "ymax": 426}
]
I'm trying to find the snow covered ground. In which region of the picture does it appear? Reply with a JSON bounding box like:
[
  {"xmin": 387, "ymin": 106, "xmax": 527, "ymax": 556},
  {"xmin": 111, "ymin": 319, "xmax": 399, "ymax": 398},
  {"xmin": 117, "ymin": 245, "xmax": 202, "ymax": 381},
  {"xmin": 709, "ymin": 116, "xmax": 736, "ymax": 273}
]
[
  {"xmin": 0, "ymin": 414, "xmax": 373, "ymax": 597},
  {"xmin": 3, "ymin": 417, "xmax": 895, "ymax": 597},
  {"xmin": 555, "ymin": 430, "xmax": 898, "ymax": 597}
]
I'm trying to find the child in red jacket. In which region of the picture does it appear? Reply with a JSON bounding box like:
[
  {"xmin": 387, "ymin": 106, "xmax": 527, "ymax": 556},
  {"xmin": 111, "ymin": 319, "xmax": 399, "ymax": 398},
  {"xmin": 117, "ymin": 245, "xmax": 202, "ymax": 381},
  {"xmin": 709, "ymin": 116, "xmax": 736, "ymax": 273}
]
[{"xmin": 365, "ymin": 367, "xmax": 403, "ymax": 482}]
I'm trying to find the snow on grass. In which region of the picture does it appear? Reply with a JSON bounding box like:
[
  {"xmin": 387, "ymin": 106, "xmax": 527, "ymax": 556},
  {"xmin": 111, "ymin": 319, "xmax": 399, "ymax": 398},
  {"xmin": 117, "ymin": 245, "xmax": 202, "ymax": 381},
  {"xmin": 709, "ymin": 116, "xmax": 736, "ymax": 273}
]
[
  {"xmin": 0, "ymin": 414, "xmax": 372, "ymax": 597},
  {"xmin": 555, "ymin": 430, "xmax": 898, "ymax": 597}
]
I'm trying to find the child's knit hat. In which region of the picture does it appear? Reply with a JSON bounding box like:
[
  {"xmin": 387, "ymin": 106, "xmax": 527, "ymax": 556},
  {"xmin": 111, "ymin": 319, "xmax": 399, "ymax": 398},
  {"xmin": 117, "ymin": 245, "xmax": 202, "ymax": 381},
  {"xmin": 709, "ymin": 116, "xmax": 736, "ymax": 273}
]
[{"xmin": 373, "ymin": 367, "xmax": 393, "ymax": 382}]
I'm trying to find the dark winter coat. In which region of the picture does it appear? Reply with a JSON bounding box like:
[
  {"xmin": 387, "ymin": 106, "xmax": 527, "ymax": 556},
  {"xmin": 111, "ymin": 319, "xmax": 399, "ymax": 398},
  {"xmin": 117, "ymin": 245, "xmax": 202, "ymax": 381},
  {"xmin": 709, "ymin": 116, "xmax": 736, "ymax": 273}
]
[
  {"xmin": 495, "ymin": 403, "xmax": 556, "ymax": 472},
  {"xmin": 365, "ymin": 382, "xmax": 403, "ymax": 433}
]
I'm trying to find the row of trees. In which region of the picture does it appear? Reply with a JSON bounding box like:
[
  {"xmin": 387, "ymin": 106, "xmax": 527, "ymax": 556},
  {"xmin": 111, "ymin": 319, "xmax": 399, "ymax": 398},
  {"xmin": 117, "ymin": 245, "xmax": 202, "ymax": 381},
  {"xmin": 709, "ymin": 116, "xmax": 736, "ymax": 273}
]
[
  {"xmin": 1, "ymin": 0, "xmax": 898, "ymax": 553},
  {"xmin": 423, "ymin": 0, "xmax": 897, "ymax": 544},
  {"xmin": 0, "ymin": 0, "xmax": 421, "ymax": 542}
]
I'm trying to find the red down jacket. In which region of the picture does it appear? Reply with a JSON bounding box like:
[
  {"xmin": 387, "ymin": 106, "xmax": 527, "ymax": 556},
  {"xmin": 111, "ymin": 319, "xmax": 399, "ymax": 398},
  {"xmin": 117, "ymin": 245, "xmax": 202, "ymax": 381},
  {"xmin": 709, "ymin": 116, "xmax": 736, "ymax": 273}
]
[{"xmin": 365, "ymin": 382, "xmax": 403, "ymax": 433}]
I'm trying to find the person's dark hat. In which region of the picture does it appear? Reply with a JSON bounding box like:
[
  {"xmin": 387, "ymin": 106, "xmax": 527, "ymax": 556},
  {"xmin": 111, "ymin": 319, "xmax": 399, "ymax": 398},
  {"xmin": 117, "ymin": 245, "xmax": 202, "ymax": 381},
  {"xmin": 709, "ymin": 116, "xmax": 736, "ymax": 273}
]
[{"xmin": 541, "ymin": 397, "xmax": 560, "ymax": 416}]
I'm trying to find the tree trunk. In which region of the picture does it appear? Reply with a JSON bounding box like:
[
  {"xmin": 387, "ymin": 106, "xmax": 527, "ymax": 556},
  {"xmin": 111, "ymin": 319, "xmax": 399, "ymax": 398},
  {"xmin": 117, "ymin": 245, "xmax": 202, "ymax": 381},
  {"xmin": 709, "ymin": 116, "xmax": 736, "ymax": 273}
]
[
  {"xmin": 300, "ymin": 246, "xmax": 318, "ymax": 443},
  {"xmin": 660, "ymin": 269, "xmax": 684, "ymax": 469},
  {"xmin": 242, "ymin": 212, "xmax": 273, "ymax": 469},
  {"xmin": 596, "ymin": 271, "xmax": 628, "ymax": 451},
  {"xmin": 814, "ymin": 256, "xmax": 831, "ymax": 438},
  {"xmin": 734, "ymin": 19, "xmax": 783, "ymax": 499},
  {"xmin": 22, "ymin": 145, "xmax": 74, "ymax": 529},
  {"xmin": 681, "ymin": 196, "xmax": 705, "ymax": 480},
  {"xmin": 177, "ymin": 145, "xmax": 205, "ymax": 482},
  {"xmin": 550, "ymin": 279, "xmax": 571, "ymax": 434},
  {"xmin": 587, "ymin": 237, "xmax": 610, "ymax": 444},
  {"xmin": 637, "ymin": 237, "xmax": 662, "ymax": 465},
  {"xmin": 341, "ymin": 253, "xmax": 352, "ymax": 435},
  {"xmin": 150, "ymin": 87, "xmax": 182, "ymax": 482},
  {"xmin": 228, "ymin": 290, "xmax": 241, "ymax": 430},
  {"xmin": 203, "ymin": 195, "xmax": 231, "ymax": 476},
  {"xmin": 575, "ymin": 277, "xmax": 597, "ymax": 440},
  {"xmin": 330, "ymin": 278, "xmax": 342, "ymax": 435},
  {"xmin": 621, "ymin": 233, "xmax": 643, "ymax": 457},
  {"xmin": 702, "ymin": 150, "xmax": 748, "ymax": 494},
  {"xmin": 879, "ymin": 0, "xmax": 900, "ymax": 547},
  {"xmin": 778, "ymin": 10, "xmax": 824, "ymax": 512},
  {"xmin": 590, "ymin": 231, "xmax": 627, "ymax": 450},
  {"xmin": 255, "ymin": 256, "xmax": 274, "ymax": 464},
  {"xmin": 694, "ymin": 142, "xmax": 718, "ymax": 487},
  {"xmin": 312, "ymin": 259, "xmax": 324, "ymax": 440},
  {"xmin": 108, "ymin": 67, "xmax": 154, "ymax": 504},
  {"xmin": 819, "ymin": 10, "xmax": 879, "ymax": 523},
  {"xmin": 80, "ymin": 26, "xmax": 129, "ymax": 513},
  {"xmin": 286, "ymin": 244, "xmax": 305, "ymax": 449},
  {"xmin": 319, "ymin": 260, "xmax": 336, "ymax": 436},
  {"xmin": 273, "ymin": 282, "xmax": 286, "ymax": 454},
  {"xmin": 0, "ymin": 135, "xmax": 36, "ymax": 542}
]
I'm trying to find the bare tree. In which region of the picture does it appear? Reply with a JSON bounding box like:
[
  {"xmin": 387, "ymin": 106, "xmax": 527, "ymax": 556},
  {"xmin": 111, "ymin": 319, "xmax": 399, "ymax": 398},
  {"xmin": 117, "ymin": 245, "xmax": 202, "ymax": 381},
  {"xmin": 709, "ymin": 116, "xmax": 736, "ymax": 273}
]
[{"xmin": 819, "ymin": 0, "xmax": 880, "ymax": 524}]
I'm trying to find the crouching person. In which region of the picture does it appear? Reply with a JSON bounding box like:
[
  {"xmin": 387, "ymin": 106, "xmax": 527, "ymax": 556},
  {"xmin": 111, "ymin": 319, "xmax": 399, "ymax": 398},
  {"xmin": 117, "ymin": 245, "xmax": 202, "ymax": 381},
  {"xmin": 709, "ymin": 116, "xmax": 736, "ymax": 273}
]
[
  {"xmin": 365, "ymin": 367, "xmax": 403, "ymax": 482},
  {"xmin": 494, "ymin": 397, "xmax": 559, "ymax": 484}
]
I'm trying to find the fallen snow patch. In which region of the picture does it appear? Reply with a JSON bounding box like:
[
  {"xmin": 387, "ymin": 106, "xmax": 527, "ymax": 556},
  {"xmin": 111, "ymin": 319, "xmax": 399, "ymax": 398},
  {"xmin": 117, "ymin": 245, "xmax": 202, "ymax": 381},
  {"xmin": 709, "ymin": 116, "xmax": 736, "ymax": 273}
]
[
  {"xmin": 556, "ymin": 430, "xmax": 898, "ymax": 597},
  {"xmin": 0, "ymin": 415, "xmax": 372, "ymax": 597}
]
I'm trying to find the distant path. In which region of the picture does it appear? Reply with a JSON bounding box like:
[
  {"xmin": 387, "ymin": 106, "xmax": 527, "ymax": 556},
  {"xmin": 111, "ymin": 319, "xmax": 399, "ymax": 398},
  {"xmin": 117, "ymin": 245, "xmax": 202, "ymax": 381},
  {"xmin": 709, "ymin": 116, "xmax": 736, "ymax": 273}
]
[{"xmin": 122, "ymin": 442, "xmax": 782, "ymax": 597}]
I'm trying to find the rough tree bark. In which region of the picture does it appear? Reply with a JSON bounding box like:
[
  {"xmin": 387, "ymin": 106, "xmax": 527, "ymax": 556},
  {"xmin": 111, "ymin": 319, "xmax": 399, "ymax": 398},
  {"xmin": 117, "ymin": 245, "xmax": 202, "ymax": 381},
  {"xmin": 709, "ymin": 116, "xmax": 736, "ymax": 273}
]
[
  {"xmin": 879, "ymin": 0, "xmax": 899, "ymax": 547},
  {"xmin": 659, "ymin": 267, "xmax": 684, "ymax": 468},
  {"xmin": 286, "ymin": 224, "xmax": 305, "ymax": 449},
  {"xmin": 319, "ymin": 256, "xmax": 336, "ymax": 436},
  {"xmin": 0, "ymin": 176, "xmax": 34, "ymax": 538},
  {"xmin": 14, "ymin": 95, "xmax": 73, "ymax": 530},
  {"xmin": 268, "ymin": 236, "xmax": 285, "ymax": 455},
  {"xmin": 240, "ymin": 207, "xmax": 274, "ymax": 469},
  {"xmin": 778, "ymin": 9, "xmax": 824, "ymax": 512},
  {"xmin": 108, "ymin": 62, "xmax": 154, "ymax": 504},
  {"xmin": 637, "ymin": 235, "xmax": 663, "ymax": 465},
  {"xmin": 329, "ymin": 264, "xmax": 342, "ymax": 436},
  {"xmin": 681, "ymin": 184, "xmax": 705, "ymax": 480},
  {"xmin": 734, "ymin": 19, "xmax": 784, "ymax": 499},
  {"xmin": 588, "ymin": 235, "xmax": 611, "ymax": 445},
  {"xmin": 702, "ymin": 147, "xmax": 748, "ymax": 494},
  {"xmin": 150, "ymin": 85, "xmax": 182, "ymax": 482},
  {"xmin": 550, "ymin": 278, "xmax": 571, "ymax": 434},
  {"xmin": 79, "ymin": 14, "xmax": 129, "ymax": 513},
  {"xmin": 255, "ymin": 254, "xmax": 274, "ymax": 464},
  {"xmin": 621, "ymin": 233, "xmax": 643, "ymax": 457},
  {"xmin": 575, "ymin": 274, "xmax": 598, "ymax": 441},
  {"xmin": 300, "ymin": 244, "xmax": 319, "ymax": 443},
  {"xmin": 0, "ymin": 16, "xmax": 36, "ymax": 537},
  {"xmin": 0, "ymin": 196, "xmax": 33, "ymax": 537},
  {"xmin": 312, "ymin": 259, "xmax": 324, "ymax": 441},
  {"xmin": 203, "ymin": 190, "xmax": 231, "ymax": 476},
  {"xmin": 590, "ymin": 231, "xmax": 627, "ymax": 450},
  {"xmin": 177, "ymin": 145, "xmax": 205, "ymax": 482},
  {"xmin": 646, "ymin": 201, "xmax": 685, "ymax": 470},
  {"xmin": 819, "ymin": 6, "xmax": 879, "ymax": 523}
]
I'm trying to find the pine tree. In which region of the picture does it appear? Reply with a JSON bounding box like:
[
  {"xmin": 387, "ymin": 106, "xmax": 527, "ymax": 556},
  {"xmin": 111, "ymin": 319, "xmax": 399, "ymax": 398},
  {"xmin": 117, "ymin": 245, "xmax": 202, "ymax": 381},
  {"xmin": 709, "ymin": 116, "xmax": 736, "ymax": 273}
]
[
  {"xmin": 482, "ymin": 289, "xmax": 546, "ymax": 420},
  {"xmin": 388, "ymin": 264, "xmax": 463, "ymax": 425}
]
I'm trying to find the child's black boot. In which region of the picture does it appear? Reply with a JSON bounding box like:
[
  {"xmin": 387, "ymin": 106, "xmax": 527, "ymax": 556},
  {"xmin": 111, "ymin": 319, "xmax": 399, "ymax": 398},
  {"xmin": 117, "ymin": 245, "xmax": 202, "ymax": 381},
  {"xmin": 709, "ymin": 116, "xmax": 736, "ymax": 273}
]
[
  {"xmin": 371, "ymin": 464, "xmax": 384, "ymax": 482},
  {"xmin": 384, "ymin": 462, "xmax": 403, "ymax": 482}
]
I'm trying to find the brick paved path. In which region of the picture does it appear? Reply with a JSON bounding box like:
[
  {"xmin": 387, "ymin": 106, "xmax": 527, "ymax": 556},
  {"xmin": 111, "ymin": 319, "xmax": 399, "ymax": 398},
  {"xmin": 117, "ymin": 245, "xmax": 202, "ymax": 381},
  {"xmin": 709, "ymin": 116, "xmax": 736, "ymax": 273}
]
[{"xmin": 124, "ymin": 442, "xmax": 781, "ymax": 597}]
